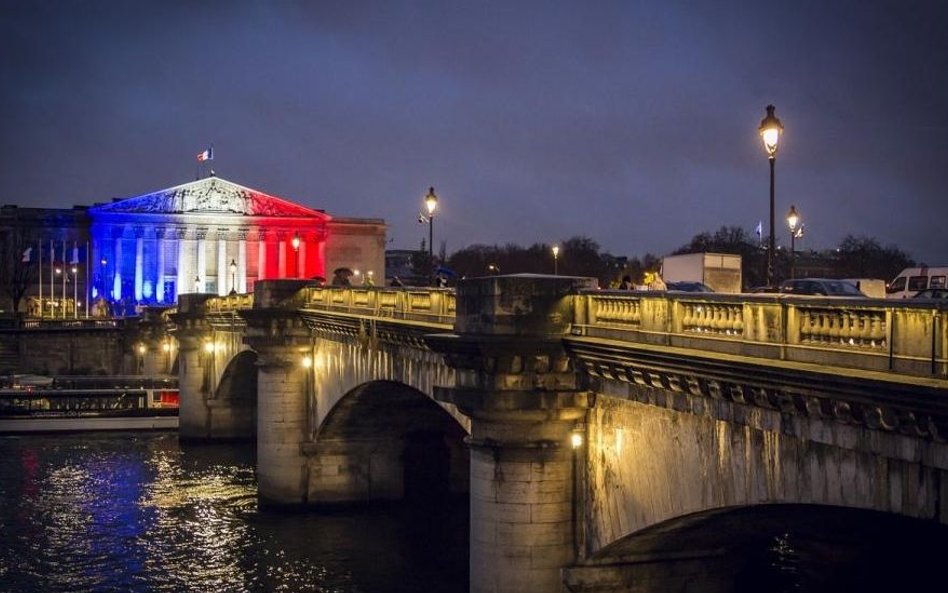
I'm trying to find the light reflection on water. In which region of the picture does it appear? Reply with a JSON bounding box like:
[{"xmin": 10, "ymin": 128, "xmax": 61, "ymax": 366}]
[{"xmin": 0, "ymin": 432, "xmax": 468, "ymax": 593}]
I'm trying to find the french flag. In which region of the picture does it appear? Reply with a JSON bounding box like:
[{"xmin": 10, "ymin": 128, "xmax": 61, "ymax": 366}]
[{"xmin": 197, "ymin": 147, "xmax": 213, "ymax": 162}]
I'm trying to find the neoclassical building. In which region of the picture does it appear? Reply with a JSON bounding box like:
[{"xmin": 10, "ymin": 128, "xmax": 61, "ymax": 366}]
[{"xmin": 3, "ymin": 174, "xmax": 386, "ymax": 316}]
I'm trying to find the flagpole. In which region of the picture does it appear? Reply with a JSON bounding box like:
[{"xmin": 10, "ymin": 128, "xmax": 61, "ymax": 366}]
[
  {"xmin": 49, "ymin": 240, "xmax": 54, "ymax": 319},
  {"xmin": 85, "ymin": 240, "xmax": 90, "ymax": 318},
  {"xmin": 38, "ymin": 239, "xmax": 43, "ymax": 318},
  {"xmin": 61, "ymin": 240, "xmax": 67, "ymax": 319}
]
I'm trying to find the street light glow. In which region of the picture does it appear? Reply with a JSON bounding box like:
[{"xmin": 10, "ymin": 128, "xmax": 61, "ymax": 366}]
[
  {"xmin": 570, "ymin": 432, "xmax": 583, "ymax": 449},
  {"xmin": 425, "ymin": 187, "xmax": 438, "ymax": 216},
  {"xmin": 759, "ymin": 104, "xmax": 783, "ymax": 156}
]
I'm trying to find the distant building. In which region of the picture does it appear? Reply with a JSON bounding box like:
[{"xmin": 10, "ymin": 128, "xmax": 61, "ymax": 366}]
[{"xmin": 1, "ymin": 174, "xmax": 386, "ymax": 316}]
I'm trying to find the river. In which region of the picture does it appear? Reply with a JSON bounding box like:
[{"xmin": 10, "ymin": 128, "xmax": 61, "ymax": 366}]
[{"xmin": 0, "ymin": 431, "xmax": 468, "ymax": 593}]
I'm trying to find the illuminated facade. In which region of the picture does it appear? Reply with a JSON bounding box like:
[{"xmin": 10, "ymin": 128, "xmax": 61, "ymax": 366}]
[
  {"xmin": 2, "ymin": 175, "xmax": 387, "ymax": 316},
  {"xmin": 89, "ymin": 175, "xmax": 331, "ymax": 303}
]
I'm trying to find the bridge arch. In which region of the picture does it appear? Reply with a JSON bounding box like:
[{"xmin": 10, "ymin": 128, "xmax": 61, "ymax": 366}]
[
  {"xmin": 305, "ymin": 379, "xmax": 469, "ymax": 505},
  {"xmin": 567, "ymin": 503, "xmax": 948, "ymax": 592}
]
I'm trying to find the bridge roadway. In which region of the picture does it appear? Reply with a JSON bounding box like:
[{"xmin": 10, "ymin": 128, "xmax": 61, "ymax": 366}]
[{"xmin": 163, "ymin": 276, "xmax": 948, "ymax": 593}]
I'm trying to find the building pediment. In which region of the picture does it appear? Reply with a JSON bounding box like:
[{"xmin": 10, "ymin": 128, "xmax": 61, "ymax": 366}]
[{"xmin": 89, "ymin": 176, "xmax": 330, "ymax": 220}]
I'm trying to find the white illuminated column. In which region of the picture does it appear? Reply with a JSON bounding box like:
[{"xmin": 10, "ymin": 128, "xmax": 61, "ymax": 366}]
[
  {"xmin": 196, "ymin": 233, "xmax": 207, "ymax": 293},
  {"xmin": 156, "ymin": 230, "xmax": 166, "ymax": 303},
  {"xmin": 217, "ymin": 234, "xmax": 227, "ymax": 296},
  {"xmin": 238, "ymin": 232, "xmax": 247, "ymax": 293},
  {"xmin": 113, "ymin": 233, "xmax": 123, "ymax": 300}
]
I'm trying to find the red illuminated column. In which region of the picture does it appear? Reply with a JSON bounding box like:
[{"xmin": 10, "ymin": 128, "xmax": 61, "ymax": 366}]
[
  {"xmin": 257, "ymin": 230, "xmax": 267, "ymax": 281},
  {"xmin": 278, "ymin": 236, "xmax": 287, "ymax": 278},
  {"xmin": 298, "ymin": 237, "xmax": 306, "ymax": 279}
]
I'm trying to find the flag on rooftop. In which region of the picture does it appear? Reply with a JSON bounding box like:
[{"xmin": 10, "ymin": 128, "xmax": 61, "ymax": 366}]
[
  {"xmin": 21, "ymin": 247, "xmax": 31, "ymax": 263},
  {"xmin": 197, "ymin": 146, "xmax": 214, "ymax": 162},
  {"xmin": 755, "ymin": 221, "xmax": 762, "ymax": 238}
]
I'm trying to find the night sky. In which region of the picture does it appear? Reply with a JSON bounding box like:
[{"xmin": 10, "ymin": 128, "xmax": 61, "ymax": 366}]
[{"xmin": 2, "ymin": 1, "xmax": 947, "ymax": 266}]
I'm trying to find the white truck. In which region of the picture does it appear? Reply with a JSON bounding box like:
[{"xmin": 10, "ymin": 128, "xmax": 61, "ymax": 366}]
[{"xmin": 660, "ymin": 252, "xmax": 743, "ymax": 293}]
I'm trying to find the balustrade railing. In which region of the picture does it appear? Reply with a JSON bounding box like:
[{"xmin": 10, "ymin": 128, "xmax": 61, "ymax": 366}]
[
  {"xmin": 573, "ymin": 291, "xmax": 948, "ymax": 378},
  {"xmin": 301, "ymin": 286, "xmax": 455, "ymax": 327}
]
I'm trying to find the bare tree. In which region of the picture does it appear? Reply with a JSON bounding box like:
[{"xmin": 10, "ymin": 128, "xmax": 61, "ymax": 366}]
[{"xmin": 0, "ymin": 223, "xmax": 36, "ymax": 324}]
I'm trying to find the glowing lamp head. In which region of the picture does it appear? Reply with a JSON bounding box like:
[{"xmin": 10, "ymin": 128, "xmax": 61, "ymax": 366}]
[
  {"xmin": 203, "ymin": 341, "xmax": 215, "ymax": 354},
  {"xmin": 229, "ymin": 259, "xmax": 237, "ymax": 273},
  {"xmin": 162, "ymin": 342, "xmax": 171, "ymax": 353},
  {"xmin": 552, "ymin": 245, "xmax": 560, "ymax": 258},
  {"xmin": 137, "ymin": 343, "xmax": 147, "ymax": 355},
  {"xmin": 758, "ymin": 104, "xmax": 783, "ymax": 157},
  {"xmin": 787, "ymin": 204, "xmax": 800, "ymax": 231},
  {"xmin": 424, "ymin": 187, "xmax": 438, "ymax": 216},
  {"xmin": 292, "ymin": 233, "xmax": 300, "ymax": 251},
  {"xmin": 302, "ymin": 356, "xmax": 312, "ymax": 368},
  {"xmin": 570, "ymin": 432, "xmax": 583, "ymax": 449}
]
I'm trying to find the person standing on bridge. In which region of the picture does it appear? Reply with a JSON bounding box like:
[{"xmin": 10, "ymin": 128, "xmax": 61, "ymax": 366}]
[{"xmin": 619, "ymin": 275, "xmax": 633, "ymax": 290}]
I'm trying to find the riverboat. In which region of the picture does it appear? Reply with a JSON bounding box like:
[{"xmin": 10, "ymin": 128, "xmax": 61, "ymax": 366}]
[{"xmin": 0, "ymin": 375, "xmax": 178, "ymax": 432}]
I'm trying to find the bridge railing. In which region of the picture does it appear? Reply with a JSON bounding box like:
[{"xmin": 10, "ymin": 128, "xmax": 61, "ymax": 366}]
[
  {"xmin": 572, "ymin": 290, "xmax": 948, "ymax": 378},
  {"xmin": 204, "ymin": 293, "xmax": 255, "ymax": 313},
  {"xmin": 301, "ymin": 286, "xmax": 456, "ymax": 327}
]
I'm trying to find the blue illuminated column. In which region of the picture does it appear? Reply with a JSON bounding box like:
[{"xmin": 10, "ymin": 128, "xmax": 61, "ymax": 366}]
[
  {"xmin": 112, "ymin": 231, "xmax": 123, "ymax": 300},
  {"xmin": 134, "ymin": 228, "xmax": 144, "ymax": 302}
]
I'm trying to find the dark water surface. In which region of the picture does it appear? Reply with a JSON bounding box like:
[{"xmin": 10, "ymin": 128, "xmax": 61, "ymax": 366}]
[{"xmin": 0, "ymin": 431, "xmax": 468, "ymax": 593}]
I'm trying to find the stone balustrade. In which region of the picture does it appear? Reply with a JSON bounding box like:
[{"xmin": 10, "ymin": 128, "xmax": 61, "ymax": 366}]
[
  {"xmin": 573, "ymin": 290, "xmax": 948, "ymax": 377},
  {"xmin": 303, "ymin": 286, "xmax": 455, "ymax": 326}
]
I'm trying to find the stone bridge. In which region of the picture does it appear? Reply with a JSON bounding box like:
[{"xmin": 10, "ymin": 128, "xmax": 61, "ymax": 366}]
[{"xmin": 165, "ymin": 275, "xmax": 948, "ymax": 593}]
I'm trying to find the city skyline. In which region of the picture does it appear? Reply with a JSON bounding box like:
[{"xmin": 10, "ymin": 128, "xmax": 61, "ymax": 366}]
[{"xmin": 2, "ymin": 1, "xmax": 947, "ymax": 265}]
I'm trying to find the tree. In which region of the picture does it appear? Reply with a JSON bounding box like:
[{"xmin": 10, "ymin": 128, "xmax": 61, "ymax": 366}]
[
  {"xmin": 835, "ymin": 235, "xmax": 914, "ymax": 281},
  {"xmin": 0, "ymin": 224, "xmax": 36, "ymax": 324}
]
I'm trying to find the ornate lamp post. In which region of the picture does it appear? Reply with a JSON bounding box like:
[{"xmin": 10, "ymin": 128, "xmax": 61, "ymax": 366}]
[
  {"xmin": 759, "ymin": 104, "xmax": 783, "ymax": 288},
  {"xmin": 552, "ymin": 245, "xmax": 560, "ymax": 275},
  {"xmin": 229, "ymin": 259, "xmax": 237, "ymax": 295},
  {"xmin": 786, "ymin": 204, "xmax": 800, "ymax": 279},
  {"xmin": 291, "ymin": 233, "xmax": 300, "ymax": 278},
  {"xmin": 424, "ymin": 187, "xmax": 438, "ymax": 260}
]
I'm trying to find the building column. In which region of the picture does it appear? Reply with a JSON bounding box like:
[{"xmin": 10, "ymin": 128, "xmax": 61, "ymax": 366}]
[
  {"xmin": 176, "ymin": 227, "xmax": 189, "ymax": 299},
  {"xmin": 156, "ymin": 228, "xmax": 166, "ymax": 303},
  {"xmin": 278, "ymin": 233, "xmax": 287, "ymax": 279},
  {"xmin": 257, "ymin": 230, "xmax": 268, "ymax": 281},
  {"xmin": 217, "ymin": 231, "xmax": 228, "ymax": 296},
  {"xmin": 238, "ymin": 230, "xmax": 248, "ymax": 293},
  {"xmin": 429, "ymin": 275, "xmax": 598, "ymax": 593},
  {"xmin": 196, "ymin": 229, "xmax": 207, "ymax": 292},
  {"xmin": 297, "ymin": 236, "xmax": 306, "ymax": 279},
  {"xmin": 112, "ymin": 230, "xmax": 124, "ymax": 301},
  {"xmin": 134, "ymin": 227, "xmax": 144, "ymax": 302}
]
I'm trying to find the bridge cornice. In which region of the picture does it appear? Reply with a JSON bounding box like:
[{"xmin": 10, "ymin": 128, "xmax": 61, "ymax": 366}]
[{"xmin": 565, "ymin": 335, "xmax": 948, "ymax": 442}]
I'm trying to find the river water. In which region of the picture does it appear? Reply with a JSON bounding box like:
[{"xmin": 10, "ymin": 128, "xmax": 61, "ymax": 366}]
[{"xmin": 0, "ymin": 431, "xmax": 468, "ymax": 593}]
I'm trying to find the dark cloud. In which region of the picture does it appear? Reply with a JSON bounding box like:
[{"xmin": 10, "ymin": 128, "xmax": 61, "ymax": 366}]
[{"xmin": 2, "ymin": 0, "xmax": 947, "ymax": 265}]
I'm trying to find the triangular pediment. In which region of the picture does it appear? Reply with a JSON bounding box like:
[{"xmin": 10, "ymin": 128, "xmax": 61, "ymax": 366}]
[{"xmin": 90, "ymin": 176, "xmax": 330, "ymax": 219}]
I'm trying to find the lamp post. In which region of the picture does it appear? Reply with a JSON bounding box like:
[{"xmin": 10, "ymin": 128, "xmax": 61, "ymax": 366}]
[
  {"xmin": 162, "ymin": 340, "xmax": 172, "ymax": 374},
  {"xmin": 229, "ymin": 259, "xmax": 237, "ymax": 295},
  {"xmin": 137, "ymin": 343, "xmax": 146, "ymax": 375},
  {"xmin": 552, "ymin": 245, "xmax": 560, "ymax": 275},
  {"xmin": 291, "ymin": 233, "xmax": 300, "ymax": 278},
  {"xmin": 759, "ymin": 104, "xmax": 783, "ymax": 288},
  {"xmin": 194, "ymin": 275, "xmax": 201, "ymax": 293},
  {"xmin": 487, "ymin": 263, "xmax": 500, "ymax": 275},
  {"xmin": 786, "ymin": 204, "xmax": 800, "ymax": 279},
  {"xmin": 56, "ymin": 267, "xmax": 64, "ymax": 318},
  {"xmin": 71, "ymin": 265, "xmax": 78, "ymax": 319},
  {"xmin": 424, "ymin": 187, "xmax": 438, "ymax": 260}
]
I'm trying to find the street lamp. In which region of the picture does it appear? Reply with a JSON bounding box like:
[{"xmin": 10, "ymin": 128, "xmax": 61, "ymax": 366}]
[
  {"xmin": 759, "ymin": 104, "xmax": 783, "ymax": 288},
  {"xmin": 424, "ymin": 187, "xmax": 438, "ymax": 260},
  {"xmin": 162, "ymin": 340, "xmax": 172, "ymax": 373},
  {"xmin": 194, "ymin": 275, "xmax": 201, "ymax": 293},
  {"xmin": 291, "ymin": 233, "xmax": 301, "ymax": 278},
  {"xmin": 71, "ymin": 265, "xmax": 78, "ymax": 319},
  {"xmin": 55, "ymin": 267, "xmax": 64, "ymax": 318},
  {"xmin": 229, "ymin": 259, "xmax": 237, "ymax": 295},
  {"xmin": 787, "ymin": 204, "xmax": 800, "ymax": 279},
  {"xmin": 552, "ymin": 245, "xmax": 560, "ymax": 275},
  {"xmin": 487, "ymin": 263, "xmax": 501, "ymax": 275}
]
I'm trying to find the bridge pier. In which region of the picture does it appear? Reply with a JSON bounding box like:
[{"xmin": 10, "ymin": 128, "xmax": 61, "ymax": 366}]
[{"xmin": 431, "ymin": 274, "xmax": 597, "ymax": 593}]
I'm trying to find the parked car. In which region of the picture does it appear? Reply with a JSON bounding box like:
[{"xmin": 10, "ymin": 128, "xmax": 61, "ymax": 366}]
[
  {"xmin": 911, "ymin": 288, "xmax": 948, "ymax": 301},
  {"xmin": 666, "ymin": 281, "xmax": 714, "ymax": 293},
  {"xmin": 779, "ymin": 278, "xmax": 867, "ymax": 297}
]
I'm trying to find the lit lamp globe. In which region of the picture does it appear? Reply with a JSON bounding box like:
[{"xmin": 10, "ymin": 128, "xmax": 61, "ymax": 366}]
[
  {"xmin": 787, "ymin": 204, "xmax": 799, "ymax": 233},
  {"xmin": 759, "ymin": 104, "xmax": 783, "ymax": 156}
]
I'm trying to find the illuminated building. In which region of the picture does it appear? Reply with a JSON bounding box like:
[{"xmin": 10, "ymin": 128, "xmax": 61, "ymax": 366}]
[{"xmin": 1, "ymin": 174, "xmax": 385, "ymax": 316}]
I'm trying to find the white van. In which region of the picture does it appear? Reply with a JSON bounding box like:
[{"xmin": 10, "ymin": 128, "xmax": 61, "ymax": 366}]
[{"xmin": 886, "ymin": 267, "xmax": 948, "ymax": 299}]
